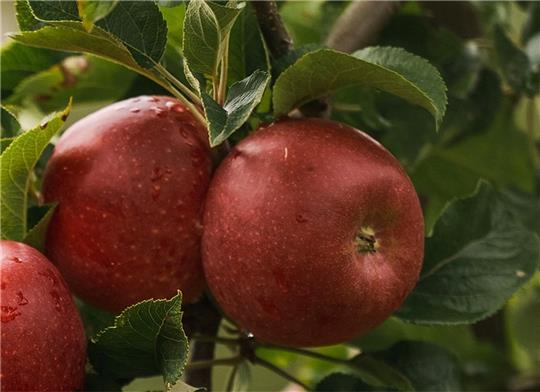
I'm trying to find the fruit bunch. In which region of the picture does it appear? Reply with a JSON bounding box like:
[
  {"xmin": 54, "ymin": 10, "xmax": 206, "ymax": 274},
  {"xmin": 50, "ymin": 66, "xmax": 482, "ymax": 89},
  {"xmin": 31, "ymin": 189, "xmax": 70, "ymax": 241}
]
[{"xmin": 2, "ymin": 96, "xmax": 424, "ymax": 389}]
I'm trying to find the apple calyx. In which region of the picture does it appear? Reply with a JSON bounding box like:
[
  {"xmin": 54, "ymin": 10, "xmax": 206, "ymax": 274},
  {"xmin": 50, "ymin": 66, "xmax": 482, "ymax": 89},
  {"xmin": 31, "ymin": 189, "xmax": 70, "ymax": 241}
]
[{"xmin": 355, "ymin": 227, "xmax": 380, "ymax": 254}]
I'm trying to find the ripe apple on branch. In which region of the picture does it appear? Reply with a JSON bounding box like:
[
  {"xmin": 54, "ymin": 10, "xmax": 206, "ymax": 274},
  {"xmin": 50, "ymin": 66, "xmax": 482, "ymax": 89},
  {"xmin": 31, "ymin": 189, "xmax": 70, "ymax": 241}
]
[{"xmin": 1, "ymin": 0, "xmax": 539, "ymax": 391}]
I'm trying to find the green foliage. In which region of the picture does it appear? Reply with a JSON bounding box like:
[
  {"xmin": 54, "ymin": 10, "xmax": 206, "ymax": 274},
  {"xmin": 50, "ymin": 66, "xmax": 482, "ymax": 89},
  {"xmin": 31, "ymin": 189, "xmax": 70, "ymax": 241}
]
[
  {"xmin": 0, "ymin": 101, "xmax": 70, "ymax": 241},
  {"xmin": 2, "ymin": 1, "xmax": 540, "ymax": 390},
  {"xmin": 182, "ymin": 0, "xmax": 243, "ymax": 76},
  {"xmin": 23, "ymin": 204, "xmax": 56, "ymax": 252},
  {"xmin": 77, "ymin": 0, "xmax": 119, "ymax": 31},
  {"xmin": 89, "ymin": 292, "xmax": 188, "ymax": 386},
  {"xmin": 273, "ymin": 47, "xmax": 447, "ymax": 129},
  {"xmin": 1, "ymin": 106, "xmax": 21, "ymax": 137},
  {"xmin": 202, "ymin": 69, "xmax": 270, "ymax": 146},
  {"xmin": 398, "ymin": 182, "xmax": 540, "ymax": 324}
]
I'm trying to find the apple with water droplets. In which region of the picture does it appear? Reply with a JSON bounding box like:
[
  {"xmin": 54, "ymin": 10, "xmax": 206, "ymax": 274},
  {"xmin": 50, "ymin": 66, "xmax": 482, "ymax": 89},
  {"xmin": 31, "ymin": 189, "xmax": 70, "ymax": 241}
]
[
  {"xmin": 202, "ymin": 119, "xmax": 424, "ymax": 347},
  {"xmin": 43, "ymin": 96, "xmax": 212, "ymax": 313},
  {"xmin": 1, "ymin": 240, "xmax": 86, "ymax": 390}
]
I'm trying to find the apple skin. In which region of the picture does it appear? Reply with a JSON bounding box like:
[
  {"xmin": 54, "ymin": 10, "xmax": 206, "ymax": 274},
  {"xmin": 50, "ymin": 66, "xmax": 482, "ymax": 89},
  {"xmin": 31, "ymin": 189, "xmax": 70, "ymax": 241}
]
[
  {"xmin": 43, "ymin": 96, "xmax": 212, "ymax": 313},
  {"xmin": 202, "ymin": 119, "xmax": 424, "ymax": 347},
  {"xmin": 1, "ymin": 240, "xmax": 86, "ymax": 391}
]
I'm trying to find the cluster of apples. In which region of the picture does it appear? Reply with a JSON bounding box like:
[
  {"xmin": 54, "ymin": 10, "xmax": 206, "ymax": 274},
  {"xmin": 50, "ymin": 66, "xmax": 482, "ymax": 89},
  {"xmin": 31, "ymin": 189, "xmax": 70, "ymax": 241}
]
[{"xmin": 1, "ymin": 96, "xmax": 424, "ymax": 390}]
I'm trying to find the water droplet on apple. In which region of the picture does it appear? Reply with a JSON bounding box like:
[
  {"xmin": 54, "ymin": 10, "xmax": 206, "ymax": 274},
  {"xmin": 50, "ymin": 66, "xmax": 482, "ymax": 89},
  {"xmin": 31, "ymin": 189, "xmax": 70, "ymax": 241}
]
[
  {"xmin": 9, "ymin": 256, "xmax": 23, "ymax": 263},
  {"xmin": 1, "ymin": 306, "xmax": 21, "ymax": 323},
  {"xmin": 166, "ymin": 101, "xmax": 185, "ymax": 113},
  {"xmin": 130, "ymin": 108, "xmax": 140, "ymax": 113},
  {"xmin": 49, "ymin": 290, "xmax": 62, "ymax": 312},
  {"xmin": 295, "ymin": 214, "xmax": 308, "ymax": 223},
  {"xmin": 16, "ymin": 291, "xmax": 29, "ymax": 306},
  {"xmin": 151, "ymin": 184, "xmax": 161, "ymax": 201}
]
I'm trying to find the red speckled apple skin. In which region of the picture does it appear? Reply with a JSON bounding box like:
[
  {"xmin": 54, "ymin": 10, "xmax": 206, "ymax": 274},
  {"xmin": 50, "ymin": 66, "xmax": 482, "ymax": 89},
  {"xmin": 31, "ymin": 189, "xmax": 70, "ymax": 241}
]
[
  {"xmin": 202, "ymin": 119, "xmax": 424, "ymax": 347},
  {"xmin": 1, "ymin": 241, "xmax": 86, "ymax": 391},
  {"xmin": 43, "ymin": 96, "xmax": 212, "ymax": 313}
]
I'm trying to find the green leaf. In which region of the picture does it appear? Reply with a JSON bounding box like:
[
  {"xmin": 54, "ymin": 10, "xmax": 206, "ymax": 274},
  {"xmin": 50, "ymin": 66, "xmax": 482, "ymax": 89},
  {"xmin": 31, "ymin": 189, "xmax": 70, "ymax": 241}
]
[
  {"xmin": 23, "ymin": 204, "xmax": 56, "ymax": 252},
  {"xmin": 77, "ymin": 0, "xmax": 119, "ymax": 31},
  {"xmin": 1, "ymin": 41, "xmax": 64, "ymax": 95},
  {"xmin": 169, "ymin": 380, "xmax": 205, "ymax": 392},
  {"xmin": 316, "ymin": 373, "xmax": 378, "ymax": 391},
  {"xmin": 89, "ymin": 292, "xmax": 189, "ymax": 385},
  {"xmin": 272, "ymin": 47, "xmax": 447, "ymax": 129},
  {"xmin": 77, "ymin": 299, "xmax": 116, "ymax": 339},
  {"xmin": 202, "ymin": 69, "xmax": 270, "ymax": 147},
  {"xmin": 507, "ymin": 273, "xmax": 540, "ymax": 372},
  {"xmin": 376, "ymin": 341, "xmax": 462, "ymax": 391},
  {"xmin": 228, "ymin": 5, "xmax": 269, "ymax": 84},
  {"xmin": 0, "ymin": 101, "xmax": 71, "ymax": 242},
  {"xmin": 397, "ymin": 182, "xmax": 540, "ymax": 324},
  {"xmin": 412, "ymin": 102, "xmax": 535, "ymax": 233},
  {"xmin": 494, "ymin": 25, "xmax": 538, "ymax": 96},
  {"xmin": 26, "ymin": 0, "xmax": 167, "ymax": 68},
  {"xmin": 182, "ymin": 0, "xmax": 243, "ymax": 76},
  {"xmin": 95, "ymin": 1, "xmax": 168, "ymax": 68},
  {"xmin": 7, "ymin": 55, "xmax": 136, "ymax": 112},
  {"xmin": 16, "ymin": 0, "xmax": 45, "ymax": 31},
  {"xmin": 349, "ymin": 355, "xmax": 414, "ymax": 391},
  {"xmin": 28, "ymin": 0, "xmax": 80, "ymax": 21},
  {"xmin": 9, "ymin": 25, "xmax": 165, "ymax": 90},
  {"xmin": 1, "ymin": 138, "xmax": 16, "ymax": 154},
  {"xmin": 1, "ymin": 106, "xmax": 22, "ymax": 138}
]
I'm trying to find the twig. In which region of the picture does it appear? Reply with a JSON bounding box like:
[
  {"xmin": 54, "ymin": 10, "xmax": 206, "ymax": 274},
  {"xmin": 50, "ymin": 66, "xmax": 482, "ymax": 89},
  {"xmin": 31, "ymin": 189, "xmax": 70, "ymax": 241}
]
[
  {"xmin": 325, "ymin": 1, "xmax": 400, "ymax": 53},
  {"xmin": 217, "ymin": 34, "xmax": 230, "ymax": 105},
  {"xmin": 254, "ymin": 356, "xmax": 310, "ymax": 391},
  {"xmin": 251, "ymin": 0, "xmax": 293, "ymax": 59},
  {"xmin": 225, "ymin": 363, "xmax": 240, "ymax": 392},
  {"xmin": 184, "ymin": 297, "xmax": 223, "ymax": 390},
  {"xmin": 258, "ymin": 343, "xmax": 355, "ymax": 367},
  {"xmin": 155, "ymin": 64, "xmax": 202, "ymax": 105},
  {"xmin": 187, "ymin": 356, "xmax": 242, "ymax": 370}
]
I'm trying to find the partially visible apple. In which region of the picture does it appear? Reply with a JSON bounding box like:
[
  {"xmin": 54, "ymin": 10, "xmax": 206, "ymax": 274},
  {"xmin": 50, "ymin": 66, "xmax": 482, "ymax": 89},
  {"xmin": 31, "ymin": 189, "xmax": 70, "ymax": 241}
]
[
  {"xmin": 43, "ymin": 96, "xmax": 212, "ymax": 313},
  {"xmin": 202, "ymin": 119, "xmax": 424, "ymax": 347},
  {"xmin": 1, "ymin": 240, "xmax": 86, "ymax": 391}
]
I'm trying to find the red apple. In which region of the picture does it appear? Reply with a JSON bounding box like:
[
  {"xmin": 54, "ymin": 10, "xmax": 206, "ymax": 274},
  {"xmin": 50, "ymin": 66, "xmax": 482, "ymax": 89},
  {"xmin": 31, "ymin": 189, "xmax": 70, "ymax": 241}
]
[
  {"xmin": 43, "ymin": 96, "xmax": 212, "ymax": 313},
  {"xmin": 202, "ymin": 119, "xmax": 424, "ymax": 347},
  {"xmin": 1, "ymin": 240, "xmax": 86, "ymax": 390}
]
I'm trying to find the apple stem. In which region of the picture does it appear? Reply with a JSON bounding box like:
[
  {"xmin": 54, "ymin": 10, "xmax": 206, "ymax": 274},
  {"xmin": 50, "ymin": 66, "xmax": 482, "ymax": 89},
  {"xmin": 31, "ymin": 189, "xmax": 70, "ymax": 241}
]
[{"xmin": 253, "ymin": 356, "xmax": 311, "ymax": 390}]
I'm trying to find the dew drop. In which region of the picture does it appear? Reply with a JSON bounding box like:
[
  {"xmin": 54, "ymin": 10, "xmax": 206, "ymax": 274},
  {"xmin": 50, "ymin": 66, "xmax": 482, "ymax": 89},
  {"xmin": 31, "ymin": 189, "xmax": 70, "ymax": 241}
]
[
  {"xmin": 130, "ymin": 108, "xmax": 140, "ymax": 113},
  {"xmin": 166, "ymin": 101, "xmax": 185, "ymax": 113},
  {"xmin": 49, "ymin": 290, "xmax": 62, "ymax": 312},
  {"xmin": 179, "ymin": 129, "xmax": 189, "ymax": 139},
  {"xmin": 151, "ymin": 167, "xmax": 164, "ymax": 182},
  {"xmin": 9, "ymin": 256, "xmax": 23, "ymax": 263},
  {"xmin": 295, "ymin": 214, "xmax": 308, "ymax": 223},
  {"xmin": 1, "ymin": 306, "xmax": 21, "ymax": 323},
  {"xmin": 151, "ymin": 185, "xmax": 161, "ymax": 201},
  {"xmin": 16, "ymin": 291, "xmax": 28, "ymax": 306}
]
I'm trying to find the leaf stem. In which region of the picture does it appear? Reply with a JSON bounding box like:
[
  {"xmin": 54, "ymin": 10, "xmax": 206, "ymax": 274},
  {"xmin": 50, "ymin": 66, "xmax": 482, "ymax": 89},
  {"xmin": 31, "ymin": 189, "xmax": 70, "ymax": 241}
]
[
  {"xmin": 253, "ymin": 356, "xmax": 310, "ymax": 390},
  {"xmin": 187, "ymin": 356, "xmax": 243, "ymax": 370},
  {"xmin": 225, "ymin": 363, "xmax": 240, "ymax": 392},
  {"xmin": 139, "ymin": 68, "xmax": 207, "ymax": 127},
  {"xmin": 217, "ymin": 34, "xmax": 230, "ymax": 105},
  {"xmin": 258, "ymin": 343, "xmax": 355, "ymax": 367},
  {"xmin": 156, "ymin": 64, "xmax": 202, "ymax": 105}
]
